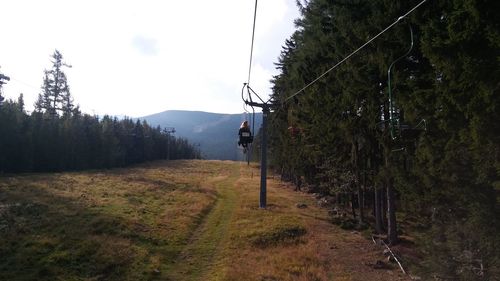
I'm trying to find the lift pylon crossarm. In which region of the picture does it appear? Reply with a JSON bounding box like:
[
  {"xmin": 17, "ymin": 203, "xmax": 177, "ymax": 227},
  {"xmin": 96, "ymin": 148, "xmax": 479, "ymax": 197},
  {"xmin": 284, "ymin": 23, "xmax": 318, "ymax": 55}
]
[
  {"xmin": 246, "ymin": 84, "xmax": 266, "ymax": 104},
  {"xmin": 163, "ymin": 127, "xmax": 176, "ymax": 134}
]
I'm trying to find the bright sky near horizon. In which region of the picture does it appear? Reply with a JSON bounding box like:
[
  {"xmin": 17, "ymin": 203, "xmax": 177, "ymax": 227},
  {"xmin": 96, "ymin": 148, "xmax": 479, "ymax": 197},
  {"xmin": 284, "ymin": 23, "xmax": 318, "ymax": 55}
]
[{"xmin": 0, "ymin": 0, "xmax": 300, "ymax": 117}]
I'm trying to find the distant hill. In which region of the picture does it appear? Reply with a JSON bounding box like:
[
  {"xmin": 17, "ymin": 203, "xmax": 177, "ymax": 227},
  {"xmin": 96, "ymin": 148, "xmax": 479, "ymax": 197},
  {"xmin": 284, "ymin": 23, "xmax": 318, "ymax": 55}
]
[{"xmin": 139, "ymin": 110, "xmax": 262, "ymax": 160}]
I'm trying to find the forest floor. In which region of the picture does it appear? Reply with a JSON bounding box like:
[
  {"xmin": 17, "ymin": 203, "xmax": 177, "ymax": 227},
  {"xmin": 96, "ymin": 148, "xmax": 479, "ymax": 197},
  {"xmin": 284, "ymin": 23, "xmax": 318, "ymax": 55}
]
[{"xmin": 0, "ymin": 160, "xmax": 412, "ymax": 281}]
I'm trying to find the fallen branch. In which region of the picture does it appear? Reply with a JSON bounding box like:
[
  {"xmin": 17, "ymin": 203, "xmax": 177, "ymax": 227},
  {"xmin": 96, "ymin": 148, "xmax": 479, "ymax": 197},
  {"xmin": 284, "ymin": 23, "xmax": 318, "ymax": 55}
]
[
  {"xmin": 371, "ymin": 235, "xmax": 406, "ymax": 275},
  {"xmin": 381, "ymin": 240, "xmax": 406, "ymax": 275}
]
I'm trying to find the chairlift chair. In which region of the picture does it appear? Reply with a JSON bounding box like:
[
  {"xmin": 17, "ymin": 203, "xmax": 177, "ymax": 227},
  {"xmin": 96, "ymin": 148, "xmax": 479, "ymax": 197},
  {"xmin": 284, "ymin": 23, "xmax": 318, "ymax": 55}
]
[
  {"xmin": 239, "ymin": 131, "xmax": 253, "ymax": 147},
  {"xmin": 386, "ymin": 23, "xmax": 426, "ymax": 142}
]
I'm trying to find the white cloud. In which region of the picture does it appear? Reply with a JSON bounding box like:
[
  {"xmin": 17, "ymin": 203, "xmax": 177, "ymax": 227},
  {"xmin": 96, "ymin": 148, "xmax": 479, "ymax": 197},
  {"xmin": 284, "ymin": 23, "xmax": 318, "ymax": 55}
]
[
  {"xmin": 131, "ymin": 35, "xmax": 159, "ymax": 56},
  {"xmin": 0, "ymin": 0, "xmax": 299, "ymax": 116}
]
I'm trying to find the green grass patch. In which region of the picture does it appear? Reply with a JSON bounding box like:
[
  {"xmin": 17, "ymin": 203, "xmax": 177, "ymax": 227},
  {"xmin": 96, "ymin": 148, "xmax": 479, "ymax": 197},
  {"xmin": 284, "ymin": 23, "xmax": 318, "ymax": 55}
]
[
  {"xmin": 164, "ymin": 164, "xmax": 241, "ymax": 280},
  {"xmin": 1, "ymin": 161, "xmax": 405, "ymax": 281},
  {"xmin": 0, "ymin": 160, "xmax": 231, "ymax": 281},
  {"xmin": 248, "ymin": 224, "xmax": 307, "ymax": 248}
]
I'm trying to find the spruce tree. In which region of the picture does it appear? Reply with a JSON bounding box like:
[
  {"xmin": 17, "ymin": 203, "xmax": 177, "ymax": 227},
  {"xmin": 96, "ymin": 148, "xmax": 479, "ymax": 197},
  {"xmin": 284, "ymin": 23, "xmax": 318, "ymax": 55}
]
[{"xmin": 37, "ymin": 50, "xmax": 73, "ymax": 117}]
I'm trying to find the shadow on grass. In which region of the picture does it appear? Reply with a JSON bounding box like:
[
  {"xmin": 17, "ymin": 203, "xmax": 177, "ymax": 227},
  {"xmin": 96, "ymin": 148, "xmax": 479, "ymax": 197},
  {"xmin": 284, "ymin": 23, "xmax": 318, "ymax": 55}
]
[
  {"xmin": 0, "ymin": 186, "xmax": 175, "ymax": 281},
  {"xmin": 248, "ymin": 225, "xmax": 307, "ymax": 248}
]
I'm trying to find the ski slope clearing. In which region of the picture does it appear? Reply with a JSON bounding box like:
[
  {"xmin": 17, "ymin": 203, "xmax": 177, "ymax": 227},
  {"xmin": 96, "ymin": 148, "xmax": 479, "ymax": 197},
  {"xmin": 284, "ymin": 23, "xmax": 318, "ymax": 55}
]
[{"xmin": 0, "ymin": 160, "xmax": 408, "ymax": 280}]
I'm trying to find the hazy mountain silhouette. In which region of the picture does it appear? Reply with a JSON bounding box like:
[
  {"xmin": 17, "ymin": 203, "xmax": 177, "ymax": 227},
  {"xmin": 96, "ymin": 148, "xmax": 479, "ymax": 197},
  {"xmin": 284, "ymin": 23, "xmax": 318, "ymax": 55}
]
[{"xmin": 139, "ymin": 110, "xmax": 262, "ymax": 160}]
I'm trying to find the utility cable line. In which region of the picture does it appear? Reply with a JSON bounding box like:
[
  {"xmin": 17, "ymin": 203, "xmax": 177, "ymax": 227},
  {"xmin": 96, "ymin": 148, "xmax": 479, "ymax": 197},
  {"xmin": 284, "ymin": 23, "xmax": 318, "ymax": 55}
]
[
  {"xmin": 247, "ymin": 0, "xmax": 258, "ymax": 85},
  {"xmin": 283, "ymin": 0, "xmax": 429, "ymax": 103},
  {"xmin": 10, "ymin": 77, "xmax": 39, "ymax": 90}
]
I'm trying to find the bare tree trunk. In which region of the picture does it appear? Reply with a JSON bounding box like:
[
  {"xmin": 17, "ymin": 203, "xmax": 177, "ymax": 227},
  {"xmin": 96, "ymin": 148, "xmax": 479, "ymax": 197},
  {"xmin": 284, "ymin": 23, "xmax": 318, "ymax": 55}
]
[
  {"xmin": 295, "ymin": 174, "xmax": 302, "ymax": 191},
  {"xmin": 387, "ymin": 178, "xmax": 398, "ymax": 244},
  {"xmin": 372, "ymin": 189, "xmax": 376, "ymax": 219},
  {"xmin": 374, "ymin": 183, "xmax": 384, "ymax": 234},
  {"xmin": 362, "ymin": 170, "xmax": 367, "ymax": 210},
  {"xmin": 352, "ymin": 140, "xmax": 363, "ymax": 225},
  {"xmin": 382, "ymin": 185, "xmax": 387, "ymax": 227},
  {"xmin": 357, "ymin": 185, "xmax": 364, "ymax": 225},
  {"xmin": 358, "ymin": 170, "xmax": 367, "ymax": 226},
  {"xmin": 351, "ymin": 193, "xmax": 357, "ymax": 219}
]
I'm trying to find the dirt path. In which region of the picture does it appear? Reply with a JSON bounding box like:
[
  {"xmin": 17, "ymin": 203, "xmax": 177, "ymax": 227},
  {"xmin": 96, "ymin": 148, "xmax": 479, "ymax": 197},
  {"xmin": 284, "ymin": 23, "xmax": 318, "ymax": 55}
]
[
  {"xmin": 166, "ymin": 164, "xmax": 240, "ymax": 280},
  {"xmin": 167, "ymin": 162, "xmax": 412, "ymax": 281}
]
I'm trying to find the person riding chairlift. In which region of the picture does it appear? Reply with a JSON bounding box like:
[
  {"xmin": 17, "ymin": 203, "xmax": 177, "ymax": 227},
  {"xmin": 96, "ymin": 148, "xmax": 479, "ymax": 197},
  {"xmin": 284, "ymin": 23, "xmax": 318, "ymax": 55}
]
[{"xmin": 238, "ymin": 121, "xmax": 253, "ymax": 153}]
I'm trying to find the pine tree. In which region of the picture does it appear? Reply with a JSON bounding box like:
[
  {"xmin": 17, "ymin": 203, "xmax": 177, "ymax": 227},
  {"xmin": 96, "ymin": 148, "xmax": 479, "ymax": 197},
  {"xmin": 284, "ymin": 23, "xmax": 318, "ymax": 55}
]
[
  {"xmin": 37, "ymin": 50, "xmax": 73, "ymax": 117},
  {"xmin": 269, "ymin": 0, "xmax": 499, "ymax": 278}
]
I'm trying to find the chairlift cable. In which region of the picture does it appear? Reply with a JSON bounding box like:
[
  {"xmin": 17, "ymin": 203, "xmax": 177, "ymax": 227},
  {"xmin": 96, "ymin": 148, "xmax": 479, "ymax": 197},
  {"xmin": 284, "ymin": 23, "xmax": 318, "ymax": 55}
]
[
  {"xmin": 247, "ymin": 0, "xmax": 259, "ymax": 85},
  {"xmin": 9, "ymin": 77, "xmax": 39, "ymax": 90},
  {"xmin": 282, "ymin": 0, "xmax": 429, "ymax": 103}
]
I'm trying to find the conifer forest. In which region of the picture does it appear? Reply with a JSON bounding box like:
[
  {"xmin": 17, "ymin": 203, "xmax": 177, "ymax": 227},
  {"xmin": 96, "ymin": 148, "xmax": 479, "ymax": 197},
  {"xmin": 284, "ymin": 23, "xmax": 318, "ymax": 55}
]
[
  {"xmin": 267, "ymin": 0, "xmax": 499, "ymax": 279},
  {"xmin": 0, "ymin": 51, "xmax": 200, "ymax": 173}
]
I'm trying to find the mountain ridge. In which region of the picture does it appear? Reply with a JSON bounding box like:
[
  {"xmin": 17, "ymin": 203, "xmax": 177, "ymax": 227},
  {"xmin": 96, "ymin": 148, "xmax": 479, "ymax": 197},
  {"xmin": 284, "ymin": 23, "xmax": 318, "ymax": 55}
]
[{"xmin": 139, "ymin": 110, "xmax": 263, "ymax": 160}]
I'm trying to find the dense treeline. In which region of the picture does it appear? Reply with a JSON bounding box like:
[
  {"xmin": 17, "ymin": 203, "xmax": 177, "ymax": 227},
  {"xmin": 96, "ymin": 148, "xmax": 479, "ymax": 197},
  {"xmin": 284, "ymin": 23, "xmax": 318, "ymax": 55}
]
[
  {"xmin": 269, "ymin": 0, "xmax": 499, "ymax": 279},
  {"xmin": 0, "ymin": 101, "xmax": 199, "ymax": 172},
  {"xmin": 0, "ymin": 51, "xmax": 200, "ymax": 173}
]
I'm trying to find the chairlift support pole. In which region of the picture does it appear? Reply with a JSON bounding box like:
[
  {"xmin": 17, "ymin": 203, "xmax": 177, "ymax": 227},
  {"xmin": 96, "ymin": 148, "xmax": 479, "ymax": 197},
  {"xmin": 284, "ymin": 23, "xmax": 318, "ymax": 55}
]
[
  {"xmin": 163, "ymin": 127, "xmax": 176, "ymax": 160},
  {"xmin": 245, "ymin": 98, "xmax": 270, "ymax": 209},
  {"xmin": 260, "ymin": 104, "xmax": 269, "ymax": 209}
]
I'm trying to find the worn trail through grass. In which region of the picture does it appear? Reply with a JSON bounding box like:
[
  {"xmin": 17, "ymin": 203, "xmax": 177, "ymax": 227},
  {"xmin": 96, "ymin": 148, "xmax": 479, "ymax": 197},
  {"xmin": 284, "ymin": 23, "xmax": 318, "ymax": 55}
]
[
  {"xmin": 166, "ymin": 165, "xmax": 240, "ymax": 280},
  {"xmin": 0, "ymin": 160, "xmax": 410, "ymax": 281}
]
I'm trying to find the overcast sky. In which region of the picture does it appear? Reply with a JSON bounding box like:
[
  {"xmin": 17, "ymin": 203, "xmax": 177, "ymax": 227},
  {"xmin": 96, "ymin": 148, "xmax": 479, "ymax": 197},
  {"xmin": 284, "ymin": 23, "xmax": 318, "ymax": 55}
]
[{"xmin": 0, "ymin": 0, "xmax": 300, "ymax": 117}]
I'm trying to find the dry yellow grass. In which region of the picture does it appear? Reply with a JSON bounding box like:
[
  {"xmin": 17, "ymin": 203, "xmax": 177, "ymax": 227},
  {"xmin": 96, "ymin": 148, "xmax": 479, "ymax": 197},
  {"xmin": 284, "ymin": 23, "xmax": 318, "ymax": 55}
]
[
  {"xmin": 0, "ymin": 160, "xmax": 410, "ymax": 281},
  {"xmin": 0, "ymin": 160, "xmax": 231, "ymax": 280},
  {"xmin": 203, "ymin": 163, "xmax": 411, "ymax": 281}
]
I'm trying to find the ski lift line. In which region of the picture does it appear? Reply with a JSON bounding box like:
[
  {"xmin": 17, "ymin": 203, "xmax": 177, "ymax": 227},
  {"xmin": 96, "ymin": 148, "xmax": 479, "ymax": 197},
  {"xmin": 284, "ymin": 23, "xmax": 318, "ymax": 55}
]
[
  {"xmin": 247, "ymin": 0, "xmax": 259, "ymax": 85},
  {"xmin": 241, "ymin": 83, "xmax": 256, "ymax": 128},
  {"xmin": 388, "ymin": 24, "xmax": 414, "ymax": 139},
  {"xmin": 251, "ymin": 105, "xmax": 256, "ymax": 137},
  {"xmin": 243, "ymin": 103, "xmax": 250, "ymax": 113},
  {"xmin": 283, "ymin": 0, "xmax": 429, "ymax": 103},
  {"xmin": 241, "ymin": 84, "xmax": 256, "ymax": 149},
  {"xmin": 248, "ymin": 105, "xmax": 256, "ymax": 165},
  {"xmin": 9, "ymin": 77, "xmax": 39, "ymax": 90},
  {"xmin": 241, "ymin": 83, "xmax": 250, "ymax": 105}
]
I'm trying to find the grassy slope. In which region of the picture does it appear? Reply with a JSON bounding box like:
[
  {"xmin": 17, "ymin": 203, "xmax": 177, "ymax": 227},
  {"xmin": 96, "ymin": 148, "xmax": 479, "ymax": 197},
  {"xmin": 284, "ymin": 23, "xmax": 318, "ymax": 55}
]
[{"xmin": 0, "ymin": 160, "xmax": 409, "ymax": 281}]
